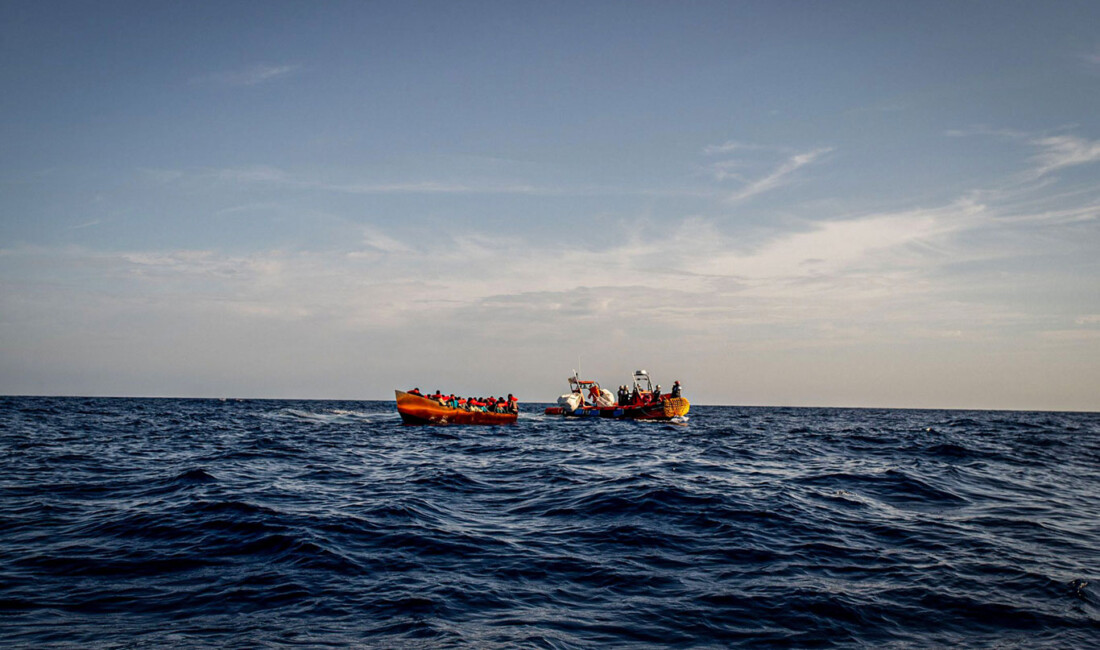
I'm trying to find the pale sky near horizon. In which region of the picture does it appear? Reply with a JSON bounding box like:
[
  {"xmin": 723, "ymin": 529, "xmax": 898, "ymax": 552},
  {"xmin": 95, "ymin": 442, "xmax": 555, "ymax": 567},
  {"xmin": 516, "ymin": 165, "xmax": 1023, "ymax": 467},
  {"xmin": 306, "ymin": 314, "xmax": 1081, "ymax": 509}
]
[{"xmin": 2, "ymin": 1, "xmax": 1098, "ymax": 410}]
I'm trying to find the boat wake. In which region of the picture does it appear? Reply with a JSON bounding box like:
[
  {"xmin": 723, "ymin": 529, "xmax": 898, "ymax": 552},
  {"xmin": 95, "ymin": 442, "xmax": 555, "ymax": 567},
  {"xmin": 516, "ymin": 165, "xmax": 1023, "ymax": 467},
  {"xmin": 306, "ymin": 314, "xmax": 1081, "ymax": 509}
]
[{"xmin": 269, "ymin": 408, "xmax": 376, "ymax": 424}]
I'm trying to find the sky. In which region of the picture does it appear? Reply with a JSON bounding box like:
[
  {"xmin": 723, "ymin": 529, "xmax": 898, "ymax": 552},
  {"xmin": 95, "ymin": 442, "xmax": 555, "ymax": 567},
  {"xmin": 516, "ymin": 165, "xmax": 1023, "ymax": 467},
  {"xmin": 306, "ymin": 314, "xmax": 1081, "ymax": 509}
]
[{"xmin": 1, "ymin": 1, "xmax": 1098, "ymax": 410}]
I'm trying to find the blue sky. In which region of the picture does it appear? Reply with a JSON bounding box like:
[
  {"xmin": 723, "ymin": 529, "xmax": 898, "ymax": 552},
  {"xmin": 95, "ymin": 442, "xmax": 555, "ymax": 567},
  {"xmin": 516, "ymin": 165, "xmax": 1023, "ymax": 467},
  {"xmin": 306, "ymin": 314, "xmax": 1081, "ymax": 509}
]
[{"xmin": 2, "ymin": 1, "xmax": 1098, "ymax": 410}]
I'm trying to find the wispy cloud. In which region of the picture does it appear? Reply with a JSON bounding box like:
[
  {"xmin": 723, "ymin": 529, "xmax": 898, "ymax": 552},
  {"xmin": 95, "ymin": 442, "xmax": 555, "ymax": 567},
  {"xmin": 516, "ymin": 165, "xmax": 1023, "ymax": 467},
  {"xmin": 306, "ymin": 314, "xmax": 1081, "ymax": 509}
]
[
  {"xmin": 724, "ymin": 147, "xmax": 833, "ymax": 203},
  {"xmin": 702, "ymin": 141, "xmax": 772, "ymax": 155},
  {"xmin": 0, "ymin": 196, "xmax": 984, "ymax": 336},
  {"xmin": 1038, "ymin": 329, "xmax": 1100, "ymax": 342},
  {"xmin": 944, "ymin": 125, "xmax": 1030, "ymax": 139},
  {"xmin": 702, "ymin": 140, "xmax": 833, "ymax": 202},
  {"xmin": 191, "ymin": 64, "xmax": 301, "ymax": 87},
  {"xmin": 334, "ymin": 181, "xmax": 540, "ymax": 195},
  {"xmin": 148, "ymin": 165, "xmax": 713, "ymax": 199},
  {"xmin": 357, "ymin": 227, "xmax": 413, "ymax": 255},
  {"xmin": 675, "ymin": 200, "xmax": 984, "ymax": 285},
  {"xmin": 1029, "ymin": 134, "xmax": 1100, "ymax": 177},
  {"xmin": 208, "ymin": 166, "xmax": 546, "ymax": 195},
  {"xmin": 947, "ymin": 127, "xmax": 1100, "ymax": 179}
]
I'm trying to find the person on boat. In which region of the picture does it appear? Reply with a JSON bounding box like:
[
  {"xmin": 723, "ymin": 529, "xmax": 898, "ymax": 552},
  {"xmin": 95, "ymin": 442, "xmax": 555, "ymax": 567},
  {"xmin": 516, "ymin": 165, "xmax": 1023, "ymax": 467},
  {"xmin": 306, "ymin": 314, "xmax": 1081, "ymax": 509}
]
[
  {"xmin": 630, "ymin": 386, "xmax": 640, "ymax": 405},
  {"xmin": 409, "ymin": 387, "xmax": 423, "ymax": 396},
  {"xmin": 654, "ymin": 385, "xmax": 662, "ymax": 402},
  {"xmin": 671, "ymin": 381, "xmax": 682, "ymax": 398},
  {"xmin": 457, "ymin": 397, "xmax": 468, "ymax": 409},
  {"xmin": 507, "ymin": 394, "xmax": 518, "ymax": 413}
]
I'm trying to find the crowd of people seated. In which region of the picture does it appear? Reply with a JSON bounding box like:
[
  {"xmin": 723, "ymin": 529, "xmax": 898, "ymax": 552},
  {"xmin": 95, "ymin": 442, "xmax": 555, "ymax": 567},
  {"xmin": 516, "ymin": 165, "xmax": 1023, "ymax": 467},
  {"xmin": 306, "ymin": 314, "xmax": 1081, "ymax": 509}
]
[{"xmin": 407, "ymin": 388, "xmax": 518, "ymax": 414}]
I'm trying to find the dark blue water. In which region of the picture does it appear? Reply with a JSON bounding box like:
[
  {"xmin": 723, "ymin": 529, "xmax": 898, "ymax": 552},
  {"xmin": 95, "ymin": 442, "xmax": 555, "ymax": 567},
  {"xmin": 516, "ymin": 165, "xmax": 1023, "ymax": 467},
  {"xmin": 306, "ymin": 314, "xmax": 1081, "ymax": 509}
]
[{"xmin": 1, "ymin": 397, "xmax": 1097, "ymax": 648}]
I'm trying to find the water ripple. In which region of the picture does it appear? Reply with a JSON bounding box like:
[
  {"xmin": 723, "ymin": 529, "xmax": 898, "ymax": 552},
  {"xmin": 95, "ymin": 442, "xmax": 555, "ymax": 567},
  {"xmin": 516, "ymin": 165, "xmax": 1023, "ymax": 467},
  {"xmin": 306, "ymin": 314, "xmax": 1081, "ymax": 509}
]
[{"xmin": 0, "ymin": 397, "xmax": 1097, "ymax": 647}]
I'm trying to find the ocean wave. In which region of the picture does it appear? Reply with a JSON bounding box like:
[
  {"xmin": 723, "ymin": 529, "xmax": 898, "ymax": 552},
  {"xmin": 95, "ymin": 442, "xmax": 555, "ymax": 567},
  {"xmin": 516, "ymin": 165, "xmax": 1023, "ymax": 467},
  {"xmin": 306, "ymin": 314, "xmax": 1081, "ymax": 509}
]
[{"xmin": 0, "ymin": 397, "xmax": 1097, "ymax": 647}]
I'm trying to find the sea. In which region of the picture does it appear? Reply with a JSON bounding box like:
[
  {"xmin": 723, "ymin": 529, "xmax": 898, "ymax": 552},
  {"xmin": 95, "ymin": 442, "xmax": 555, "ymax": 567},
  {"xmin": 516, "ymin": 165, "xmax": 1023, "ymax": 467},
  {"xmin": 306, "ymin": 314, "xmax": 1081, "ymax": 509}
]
[{"xmin": 1, "ymin": 396, "xmax": 1097, "ymax": 648}]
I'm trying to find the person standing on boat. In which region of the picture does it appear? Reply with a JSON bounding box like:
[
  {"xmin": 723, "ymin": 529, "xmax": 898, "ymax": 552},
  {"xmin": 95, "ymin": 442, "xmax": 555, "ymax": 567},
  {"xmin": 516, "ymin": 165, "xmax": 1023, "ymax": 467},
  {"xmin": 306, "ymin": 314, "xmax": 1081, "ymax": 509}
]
[
  {"xmin": 671, "ymin": 381, "xmax": 682, "ymax": 398},
  {"xmin": 508, "ymin": 394, "xmax": 518, "ymax": 413}
]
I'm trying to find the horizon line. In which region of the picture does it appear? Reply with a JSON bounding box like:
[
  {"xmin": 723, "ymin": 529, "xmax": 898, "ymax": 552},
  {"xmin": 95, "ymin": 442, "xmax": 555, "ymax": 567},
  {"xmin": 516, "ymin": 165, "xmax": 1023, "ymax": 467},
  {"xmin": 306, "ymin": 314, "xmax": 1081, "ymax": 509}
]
[{"xmin": 1, "ymin": 393, "xmax": 1095, "ymax": 415}]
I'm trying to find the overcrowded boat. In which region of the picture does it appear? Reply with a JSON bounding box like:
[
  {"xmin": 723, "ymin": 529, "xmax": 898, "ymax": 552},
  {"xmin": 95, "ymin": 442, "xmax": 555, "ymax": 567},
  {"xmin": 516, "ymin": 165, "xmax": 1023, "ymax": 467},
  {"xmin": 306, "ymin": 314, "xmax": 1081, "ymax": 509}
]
[
  {"xmin": 395, "ymin": 389, "xmax": 519, "ymax": 425},
  {"xmin": 543, "ymin": 370, "xmax": 690, "ymax": 420}
]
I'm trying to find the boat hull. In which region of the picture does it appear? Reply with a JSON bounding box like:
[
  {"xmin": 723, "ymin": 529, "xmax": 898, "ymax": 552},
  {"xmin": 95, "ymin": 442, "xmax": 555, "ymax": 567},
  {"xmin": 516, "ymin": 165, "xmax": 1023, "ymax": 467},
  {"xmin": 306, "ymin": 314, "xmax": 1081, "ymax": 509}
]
[
  {"xmin": 544, "ymin": 397, "xmax": 689, "ymax": 420},
  {"xmin": 395, "ymin": 391, "xmax": 518, "ymax": 425}
]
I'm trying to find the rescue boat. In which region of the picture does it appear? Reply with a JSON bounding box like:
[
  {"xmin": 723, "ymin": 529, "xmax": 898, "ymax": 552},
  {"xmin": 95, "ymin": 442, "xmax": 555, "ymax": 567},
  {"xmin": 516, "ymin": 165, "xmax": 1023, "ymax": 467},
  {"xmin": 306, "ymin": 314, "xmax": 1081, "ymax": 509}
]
[
  {"xmin": 543, "ymin": 370, "xmax": 689, "ymax": 420},
  {"xmin": 395, "ymin": 390, "xmax": 518, "ymax": 425}
]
